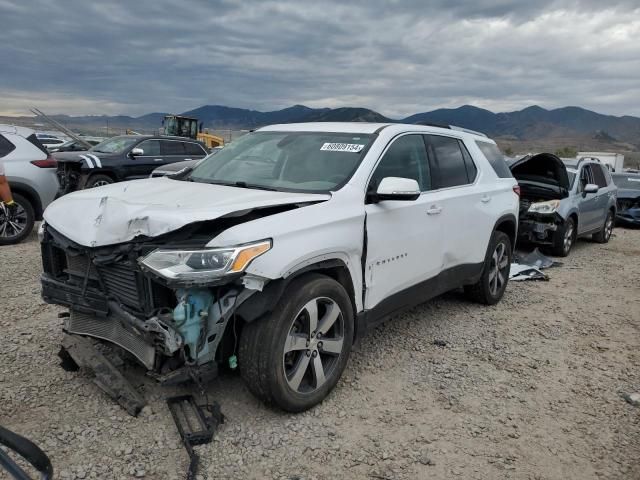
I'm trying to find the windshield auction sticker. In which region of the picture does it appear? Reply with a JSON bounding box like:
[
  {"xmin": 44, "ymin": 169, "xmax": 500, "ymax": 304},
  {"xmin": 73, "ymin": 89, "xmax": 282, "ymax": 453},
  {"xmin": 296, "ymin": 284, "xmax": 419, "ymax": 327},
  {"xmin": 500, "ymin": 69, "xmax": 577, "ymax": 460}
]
[{"xmin": 320, "ymin": 143, "xmax": 365, "ymax": 153}]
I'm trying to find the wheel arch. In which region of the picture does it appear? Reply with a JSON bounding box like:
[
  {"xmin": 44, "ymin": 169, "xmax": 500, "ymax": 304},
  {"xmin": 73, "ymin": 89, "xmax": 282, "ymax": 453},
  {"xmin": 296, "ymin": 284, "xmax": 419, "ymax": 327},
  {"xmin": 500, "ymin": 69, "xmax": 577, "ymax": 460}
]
[
  {"xmin": 492, "ymin": 213, "xmax": 517, "ymax": 251},
  {"xmin": 7, "ymin": 182, "xmax": 43, "ymax": 220},
  {"xmin": 235, "ymin": 258, "xmax": 361, "ymax": 340}
]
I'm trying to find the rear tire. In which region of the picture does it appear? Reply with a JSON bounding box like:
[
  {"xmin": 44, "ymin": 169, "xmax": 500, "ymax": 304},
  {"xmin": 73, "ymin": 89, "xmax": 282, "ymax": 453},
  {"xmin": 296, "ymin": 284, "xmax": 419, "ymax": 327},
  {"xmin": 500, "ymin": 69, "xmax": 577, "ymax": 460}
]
[
  {"xmin": 0, "ymin": 193, "xmax": 35, "ymax": 245},
  {"xmin": 593, "ymin": 210, "xmax": 614, "ymax": 243},
  {"xmin": 550, "ymin": 216, "xmax": 576, "ymax": 257},
  {"xmin": 464, "ymin": 231, "xmax": 512, "ymax": 305},
  {"xmin": 239, "ymin": 273, "xmax": 354, "ymax": 412},
  {"xmin": 85, "ymin": 174, "xmax": 114, "ymax": 189}
]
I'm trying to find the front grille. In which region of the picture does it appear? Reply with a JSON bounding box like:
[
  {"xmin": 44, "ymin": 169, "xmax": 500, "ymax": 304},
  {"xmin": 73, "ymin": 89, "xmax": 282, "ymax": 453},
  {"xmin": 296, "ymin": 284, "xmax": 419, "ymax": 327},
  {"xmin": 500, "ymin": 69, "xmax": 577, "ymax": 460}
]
[
  {"xmin": 65, "ymin": 311, "xmax": 156, "ymax": 369},
  {"xmin": 98, "ymin": 262, "xmax": 141, "ymax": 309}
]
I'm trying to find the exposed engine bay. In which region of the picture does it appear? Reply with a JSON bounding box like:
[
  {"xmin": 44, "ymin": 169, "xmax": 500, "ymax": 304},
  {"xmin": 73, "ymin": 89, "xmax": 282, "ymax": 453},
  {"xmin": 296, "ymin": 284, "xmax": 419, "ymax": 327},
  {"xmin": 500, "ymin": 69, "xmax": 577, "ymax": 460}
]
[{"xmin": 510, "ymin": 153, "xmax": 570, "ymax": 244}]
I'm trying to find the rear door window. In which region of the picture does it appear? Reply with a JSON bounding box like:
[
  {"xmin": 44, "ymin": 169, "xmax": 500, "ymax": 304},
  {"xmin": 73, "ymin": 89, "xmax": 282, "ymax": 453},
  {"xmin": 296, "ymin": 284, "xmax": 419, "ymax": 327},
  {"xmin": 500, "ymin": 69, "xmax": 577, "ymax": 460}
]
[
  {"xmin": 161, "ymin": 141, "xmax": 186, "ymax": 156},
  {"xmin": 425, "ymin": 135, "xmax": 471, "ymax": 188},
  {"xmin": 460, "ymin": 141, "xmax": 478, "ymax": 182},
  {"xmin": 591, "ymin": 164, "xmax": 608, "ymax": 188},
  {"xmin": 185, "ymin": 142, "xmax": 206, "ymax": 156},
  {"xmin": 475, "ymin": 141, "xmax": 512, "ymax": 178},
  {"xmin": 0, "ymin": 134, "xmax": 16, "ymax": 158}
]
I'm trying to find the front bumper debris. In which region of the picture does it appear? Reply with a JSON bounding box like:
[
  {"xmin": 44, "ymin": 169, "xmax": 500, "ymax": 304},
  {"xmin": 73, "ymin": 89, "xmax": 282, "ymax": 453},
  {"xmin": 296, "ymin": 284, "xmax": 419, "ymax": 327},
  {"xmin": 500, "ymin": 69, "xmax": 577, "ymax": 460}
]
[
  {"xmin": 518, "ymin": 217, "xmax": 560, "ymax": 245},
  {"xmin": 60, "ymin": 334, "xmax": 146, "ymax": 416}
]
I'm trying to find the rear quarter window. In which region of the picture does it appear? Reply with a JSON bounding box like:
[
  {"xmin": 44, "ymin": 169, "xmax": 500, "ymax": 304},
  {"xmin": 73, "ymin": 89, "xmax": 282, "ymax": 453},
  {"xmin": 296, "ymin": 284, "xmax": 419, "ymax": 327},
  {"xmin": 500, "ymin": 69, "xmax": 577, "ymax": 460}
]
[
  {"xmin": 475, "ymin": 141, "xmax": 513, "ymax": 178},
  {"xmin": 185, "ymin": 142, "xmax": 206, "ymax": 156},
  {"xmin": 26, "ymin": 134, "xmax": 49, "ymax": 155},
  {"xmin": 0, "ymin": 134, "xmax": 16, "ymax": 158}
]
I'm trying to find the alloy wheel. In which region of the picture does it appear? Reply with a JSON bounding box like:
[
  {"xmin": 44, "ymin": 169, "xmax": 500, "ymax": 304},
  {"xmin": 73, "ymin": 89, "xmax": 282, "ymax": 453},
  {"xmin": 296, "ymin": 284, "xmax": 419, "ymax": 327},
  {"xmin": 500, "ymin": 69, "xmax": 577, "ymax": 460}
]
[
  {"xmin": 91, "ymin": 180, "xmax": 111, "ymax": 188},
  {"xmin": 564, "ymin": 222, "xmax": 574, "ymax": 254},
  {"xmin": 283, "ymin": 297, "xmax": 345, "ymax": 394},
  {"xmin": 605, "ymin": 214, "xmax": 613, "ymax": 240},
  {"xmin": 488, "ymin": 241, "xmax": 509, "ymax": 297},
  {"xmin": 0, "ymin": 203, "xmax": 28, "ymax": 240}
]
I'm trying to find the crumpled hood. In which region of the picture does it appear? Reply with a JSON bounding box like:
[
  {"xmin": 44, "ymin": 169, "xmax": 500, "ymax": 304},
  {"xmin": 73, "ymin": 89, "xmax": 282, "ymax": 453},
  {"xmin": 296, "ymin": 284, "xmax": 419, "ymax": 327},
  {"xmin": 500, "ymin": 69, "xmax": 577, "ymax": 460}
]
[{"xmin": 44, "ymin": 178, "xmax": 330, "ymax": 247}]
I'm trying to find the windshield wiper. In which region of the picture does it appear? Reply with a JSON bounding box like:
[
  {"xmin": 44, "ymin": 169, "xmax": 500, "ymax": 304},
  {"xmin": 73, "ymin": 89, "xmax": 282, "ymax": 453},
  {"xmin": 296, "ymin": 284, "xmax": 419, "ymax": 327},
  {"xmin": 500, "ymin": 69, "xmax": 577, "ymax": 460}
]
[
  {"xmin": 232, "ymin": 181, "xmax": 278, "ymax": 191},
  {"xmin": 190, "ymin": 178, "xmax": 279, "ymax": 191}
]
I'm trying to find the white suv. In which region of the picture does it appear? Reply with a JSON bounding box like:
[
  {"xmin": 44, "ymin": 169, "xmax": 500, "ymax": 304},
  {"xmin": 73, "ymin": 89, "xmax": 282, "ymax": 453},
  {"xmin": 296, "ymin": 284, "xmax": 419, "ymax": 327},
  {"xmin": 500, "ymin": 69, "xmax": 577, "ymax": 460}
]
[
  {"xmin": 41, "ymin": 122, "xmax": 519, "ymax": 412},
  {"xmin": 1, "ymin": 124, "xmax": 58, "ymax": 244}
]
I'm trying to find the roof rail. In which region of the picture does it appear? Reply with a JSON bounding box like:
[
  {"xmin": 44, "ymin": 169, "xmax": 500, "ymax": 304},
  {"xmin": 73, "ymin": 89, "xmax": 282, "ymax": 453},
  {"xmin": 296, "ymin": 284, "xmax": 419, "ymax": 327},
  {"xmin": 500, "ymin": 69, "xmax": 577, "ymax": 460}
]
[
  {"xmin": 576, "ymin": 156, "xmax": 601, "ymax": 166},
  {"xmin": 412, "ymin": 121, "xmax": 487, "ymax": 138},
  {"xmin": 448, "ymin": 125, "xmax": 488, "ymax": 137}
]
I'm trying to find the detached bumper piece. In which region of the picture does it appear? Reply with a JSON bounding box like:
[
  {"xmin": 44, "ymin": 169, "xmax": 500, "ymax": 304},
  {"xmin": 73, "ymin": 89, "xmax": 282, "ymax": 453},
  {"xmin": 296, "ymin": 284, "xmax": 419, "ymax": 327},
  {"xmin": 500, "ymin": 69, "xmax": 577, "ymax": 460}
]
[
  {"xmin": 167, "ymin": 395, "xmax": 224, "ymax": 480},
  {"xmin": 59, "ymin": 334, "xmax": 146, "ymax": 416}
]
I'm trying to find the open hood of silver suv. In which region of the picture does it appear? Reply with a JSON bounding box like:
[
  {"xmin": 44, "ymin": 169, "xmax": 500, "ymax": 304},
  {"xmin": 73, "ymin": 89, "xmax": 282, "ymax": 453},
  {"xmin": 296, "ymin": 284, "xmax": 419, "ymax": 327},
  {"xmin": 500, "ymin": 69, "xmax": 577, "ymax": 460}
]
[{"xmin": 43, "ymin": 178, "xmax": 330, "ymax": 247}]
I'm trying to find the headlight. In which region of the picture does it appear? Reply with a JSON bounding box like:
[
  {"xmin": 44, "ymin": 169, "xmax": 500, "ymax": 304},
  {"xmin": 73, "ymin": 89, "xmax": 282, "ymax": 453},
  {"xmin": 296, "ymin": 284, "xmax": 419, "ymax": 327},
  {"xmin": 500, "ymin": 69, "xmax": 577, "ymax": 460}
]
[
  {"xmin": 38, "ymin": 221, "xmax": 46, "ymax": 242},
  {"xmin": 527, "ymin": 199, "xmax": 561, "ymax": 214},
  {"xmin": 140, "ymin": 240, "xmax": 271, "ymax": 283}
]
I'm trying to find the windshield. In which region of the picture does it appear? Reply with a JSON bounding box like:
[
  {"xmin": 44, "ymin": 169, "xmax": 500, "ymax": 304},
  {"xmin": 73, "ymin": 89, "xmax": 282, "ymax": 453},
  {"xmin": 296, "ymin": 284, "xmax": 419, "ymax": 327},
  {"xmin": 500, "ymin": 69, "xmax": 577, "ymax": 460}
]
[
  {"xmin": 90, "ymin": 136, "xmax": 139, "ymax": 154},
  {"xmin": 189, "ymin": 131, "xmax": 374, "ymax": 192},
  {"xmin": 567, "ymin": 168, "xmax": 577, "ymax": 188}
]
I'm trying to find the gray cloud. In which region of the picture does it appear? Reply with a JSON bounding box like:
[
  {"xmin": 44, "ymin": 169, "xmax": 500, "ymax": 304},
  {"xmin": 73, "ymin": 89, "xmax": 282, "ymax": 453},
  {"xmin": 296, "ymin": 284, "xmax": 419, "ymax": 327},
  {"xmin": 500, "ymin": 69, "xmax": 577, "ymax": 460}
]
[{"xmin": 0, "ymin": 0, "xmax": 639, "ymax": 116}]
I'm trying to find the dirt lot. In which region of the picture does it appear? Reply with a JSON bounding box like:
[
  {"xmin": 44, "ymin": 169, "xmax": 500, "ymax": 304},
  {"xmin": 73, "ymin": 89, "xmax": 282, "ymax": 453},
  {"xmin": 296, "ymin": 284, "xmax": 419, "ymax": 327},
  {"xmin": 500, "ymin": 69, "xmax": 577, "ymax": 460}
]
[{"xmin": 1, "ymin": 228, "xmax": 639, "ymax": 480}]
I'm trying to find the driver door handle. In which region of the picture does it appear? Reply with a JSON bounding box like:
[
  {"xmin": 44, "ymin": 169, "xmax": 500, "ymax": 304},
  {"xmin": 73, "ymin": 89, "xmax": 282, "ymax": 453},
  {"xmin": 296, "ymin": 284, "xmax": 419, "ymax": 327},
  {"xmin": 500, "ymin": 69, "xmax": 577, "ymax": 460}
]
[{"xmin": 427, "ymin": 206, "xmax": 442, "ymax": 215}]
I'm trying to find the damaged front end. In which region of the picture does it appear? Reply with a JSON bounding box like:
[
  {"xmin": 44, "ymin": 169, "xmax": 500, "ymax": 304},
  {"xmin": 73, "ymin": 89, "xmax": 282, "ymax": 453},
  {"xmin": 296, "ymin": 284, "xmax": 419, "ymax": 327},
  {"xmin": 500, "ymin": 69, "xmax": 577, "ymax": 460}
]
[
  {"xmin": 56, "ymin": 158, "xmax": 86, "ymax": 195},
  {"xmin": 510, "ymin": 153, "xmax": 570, "ymax": 245},
  {"xmin": 40, "ymin": 223, "xmax": 264, "ymax": 408}
]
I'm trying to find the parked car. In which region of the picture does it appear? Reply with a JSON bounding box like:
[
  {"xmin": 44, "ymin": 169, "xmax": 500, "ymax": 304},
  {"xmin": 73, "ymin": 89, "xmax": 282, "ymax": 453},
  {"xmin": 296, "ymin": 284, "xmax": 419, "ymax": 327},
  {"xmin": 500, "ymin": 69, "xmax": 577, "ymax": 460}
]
[
  {"xmin": 510, "ymin": 154, "xmax": 617, "ymax": 256},
  {"xmin": 149, "ymin": 147, "xmax": 223, "ymax": 178},
  {"xmin": 611, "ymin": 171, "xmax": 640, "ymax": 226},
  {"xmin": 49, "ymin": 137, "xmax": 103, "ymax": 153},
  {"xmin": 41, "ymin": 122, "xmax": 519, "ymax": 412},
  {"xmin": 54, "ymin": 134, "xmax": 209, "ymax": 194},
  {"xmin": 0, "ymin": 124, "xmax": 58, "ymax": 245},
  {"xmin": 35, "ymin": 133, "xmax": 66, "ymax": 151},
  {"xmin": 149, "ymin": 158, "xmax": 202, "ymax": 178}
]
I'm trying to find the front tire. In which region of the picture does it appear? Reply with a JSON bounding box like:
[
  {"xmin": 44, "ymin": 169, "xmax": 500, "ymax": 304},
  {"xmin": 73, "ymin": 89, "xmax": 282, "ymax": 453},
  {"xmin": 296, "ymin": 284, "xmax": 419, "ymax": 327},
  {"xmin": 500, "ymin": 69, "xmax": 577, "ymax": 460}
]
[
  {"xmin": 239, "ymin": 273, "xmax": 354, "ymax": 412},
  {"xmin": 0, "ymin": 193, "xmax": 35, "ymax": 245},
  {"xmin": 550, "ymin": 216, "xmax": 576, "ymax": 257},
  {"xmin": 593, "ymin": 210, "xmax": 614, "ymax": 243},
  {"xmin": 464, "ymin": 231, "xmax": 512, "ymax": 305}
]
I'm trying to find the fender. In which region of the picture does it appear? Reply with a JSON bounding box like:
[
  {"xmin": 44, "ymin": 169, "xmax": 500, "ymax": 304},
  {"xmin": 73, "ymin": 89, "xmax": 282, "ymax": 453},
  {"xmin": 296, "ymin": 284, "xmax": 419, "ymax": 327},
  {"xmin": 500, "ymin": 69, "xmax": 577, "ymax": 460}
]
[
  {"xmin": 236, "ymin": 257, "xmax": 357, "ymax": 321},
  {"xmin": 492, "ymin": 213, "xmax": 518, "ymax": 251}
]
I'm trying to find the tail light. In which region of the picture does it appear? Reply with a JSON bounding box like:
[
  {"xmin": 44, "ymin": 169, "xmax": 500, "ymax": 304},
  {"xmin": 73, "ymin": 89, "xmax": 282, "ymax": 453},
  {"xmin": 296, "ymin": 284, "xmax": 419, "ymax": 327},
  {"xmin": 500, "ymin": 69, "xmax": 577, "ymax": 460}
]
[
  {"xmin": 31, "ymin": 156, "xmax": 57, "ymax": 168},
  {"xmin": 512, "ymin": 185, "xmax": 521, "ymax": 196}
]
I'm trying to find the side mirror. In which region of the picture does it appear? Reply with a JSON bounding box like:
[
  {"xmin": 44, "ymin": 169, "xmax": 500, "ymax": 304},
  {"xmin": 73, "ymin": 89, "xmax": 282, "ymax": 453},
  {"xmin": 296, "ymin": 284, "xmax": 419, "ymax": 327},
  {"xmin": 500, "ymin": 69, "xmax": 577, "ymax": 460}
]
[
  {"xmin": 583, "ymin": 183, "xmax": 599, "ymax": 194},
  {"xmin": 130, "ymin": 147, "xmax": 144, "ymax": 157},
  {"xmin": 371, "ymin": 177, "xmax": 421, "ymax": 202}
]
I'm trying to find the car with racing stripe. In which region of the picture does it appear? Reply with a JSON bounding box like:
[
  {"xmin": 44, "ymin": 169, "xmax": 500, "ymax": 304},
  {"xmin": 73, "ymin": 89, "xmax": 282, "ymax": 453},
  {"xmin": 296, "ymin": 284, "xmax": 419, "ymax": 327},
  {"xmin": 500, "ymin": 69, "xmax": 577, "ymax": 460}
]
[{"xmin": 54, "ymin": 135, "xmax": 208, "ymax": 194}]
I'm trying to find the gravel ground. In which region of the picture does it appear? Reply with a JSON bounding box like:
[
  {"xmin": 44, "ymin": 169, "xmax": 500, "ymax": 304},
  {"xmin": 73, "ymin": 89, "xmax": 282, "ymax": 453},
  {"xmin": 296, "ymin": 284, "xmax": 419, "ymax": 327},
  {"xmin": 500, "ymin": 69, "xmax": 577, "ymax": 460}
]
[{"xmin": 1, "ymin": 227, "xmax": 639, "ymax": 480}]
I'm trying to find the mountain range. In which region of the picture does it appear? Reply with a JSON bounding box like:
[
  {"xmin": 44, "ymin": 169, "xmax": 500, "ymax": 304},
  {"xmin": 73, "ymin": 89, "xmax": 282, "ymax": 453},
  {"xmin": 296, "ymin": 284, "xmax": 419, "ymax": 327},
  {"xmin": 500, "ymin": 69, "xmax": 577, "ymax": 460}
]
[{"xmin": 4, "ymin": 104, "xmax": 640, "ymax": 149}]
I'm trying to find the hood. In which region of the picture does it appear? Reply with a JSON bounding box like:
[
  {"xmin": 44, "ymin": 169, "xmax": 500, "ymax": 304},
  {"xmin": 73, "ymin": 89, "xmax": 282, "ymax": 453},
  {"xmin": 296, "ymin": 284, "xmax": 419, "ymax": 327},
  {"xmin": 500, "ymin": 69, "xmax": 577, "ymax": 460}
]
[
  {"xmin": 509, "ymin": 153, "xmax": 570, "ymax": 193},
  {"xmin": 43, "ymin": 178, "xmax": 330, "ymax": 247},
  {"xmin": 153, "ymin": 159, "xmax": 200, "ymax": 175}
]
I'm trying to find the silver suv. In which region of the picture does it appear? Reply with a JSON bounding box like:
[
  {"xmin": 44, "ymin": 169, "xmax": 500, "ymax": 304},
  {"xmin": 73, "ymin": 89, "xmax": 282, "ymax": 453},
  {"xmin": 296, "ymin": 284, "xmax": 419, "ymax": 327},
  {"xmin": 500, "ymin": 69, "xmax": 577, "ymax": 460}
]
[{"xmin": 510, "ymin": 154, "xmax": 617, "ymax": 256}]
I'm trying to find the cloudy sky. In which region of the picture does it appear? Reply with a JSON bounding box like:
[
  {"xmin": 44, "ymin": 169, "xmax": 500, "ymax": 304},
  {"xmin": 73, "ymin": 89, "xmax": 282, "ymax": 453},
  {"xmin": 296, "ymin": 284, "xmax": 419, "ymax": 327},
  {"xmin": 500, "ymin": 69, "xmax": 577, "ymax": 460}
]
[{"xmin": 1, "ymin": 0, "xmax": 639, "ymax": 117}]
